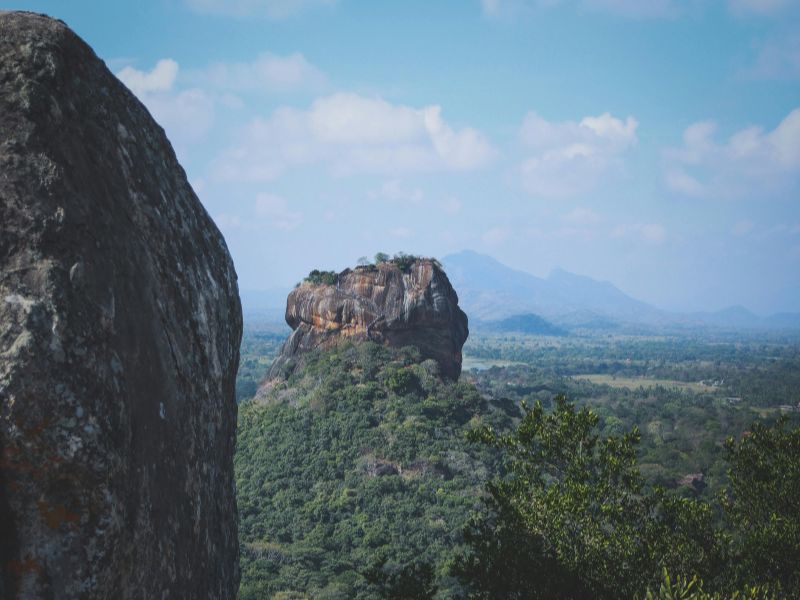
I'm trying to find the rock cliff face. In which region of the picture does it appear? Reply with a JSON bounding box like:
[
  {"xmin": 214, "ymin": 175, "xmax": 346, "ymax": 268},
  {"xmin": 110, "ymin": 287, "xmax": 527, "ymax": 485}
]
[
  {"xmin": 0, "ymin": 12, "xmax": 241, "ymax": 599},
  {"xmin": 267, "ymin": 260, "xmax": 468, "ymax": 380}
]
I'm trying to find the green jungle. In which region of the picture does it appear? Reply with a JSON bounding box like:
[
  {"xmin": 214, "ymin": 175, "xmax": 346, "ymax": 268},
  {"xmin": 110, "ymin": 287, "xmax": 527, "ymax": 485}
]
[{"xmin": 235, "ymin": 327, "xmax": 800, "ymax": 599}]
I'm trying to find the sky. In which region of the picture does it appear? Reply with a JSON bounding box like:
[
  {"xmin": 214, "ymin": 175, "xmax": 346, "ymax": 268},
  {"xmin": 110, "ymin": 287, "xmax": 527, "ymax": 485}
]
[{"xmin": 13, "ymin": 0, "xmax": 800, "ymax": 314}]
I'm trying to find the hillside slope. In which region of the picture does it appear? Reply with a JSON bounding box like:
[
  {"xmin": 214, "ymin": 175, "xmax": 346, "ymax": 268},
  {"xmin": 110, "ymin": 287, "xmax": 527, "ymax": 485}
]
[{"xmin": 236, "ymin": 342, "xmax": 515, "ymax": 598}]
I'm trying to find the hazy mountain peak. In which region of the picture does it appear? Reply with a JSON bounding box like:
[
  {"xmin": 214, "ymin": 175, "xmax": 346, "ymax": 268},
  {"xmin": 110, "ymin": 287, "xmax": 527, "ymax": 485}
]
[
  {"xmin": 442, "ymin": 250, "xmax": 656, "ymax": 323},
  {"xmin": 716, "ymin": 305, "xmax": 758, "ymax": 319}
]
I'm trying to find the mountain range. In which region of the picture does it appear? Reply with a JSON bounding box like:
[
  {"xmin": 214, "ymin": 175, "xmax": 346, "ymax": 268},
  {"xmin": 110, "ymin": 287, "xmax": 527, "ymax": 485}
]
[
  {"xmin": 240, "ymin": 251, "xmax": 800, "ymax": 332},
  {"xmin": 442, "ymin": 250, "xmax": 659, "ymax": 325},
  {"xmin": 442, "ymin": 251, "xmax": 800, "ymax": 331}
]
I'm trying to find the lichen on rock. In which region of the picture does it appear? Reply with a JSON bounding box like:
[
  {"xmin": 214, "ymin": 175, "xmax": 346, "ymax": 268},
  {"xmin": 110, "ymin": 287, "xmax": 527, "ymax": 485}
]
[{"xmin": 0, "ymin": 11, "xmax": 241, "ymax": 599}]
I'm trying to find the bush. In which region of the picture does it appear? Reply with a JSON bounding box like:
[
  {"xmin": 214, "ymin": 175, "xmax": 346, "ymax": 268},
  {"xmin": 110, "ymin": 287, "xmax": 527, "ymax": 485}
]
[
  {"xmin": 454, "ymin": 396, "xmax": 722, "ymax": 599},
  {"xmin": 304, "ymin": 269, "xmax": 338, "ymax": 285}
]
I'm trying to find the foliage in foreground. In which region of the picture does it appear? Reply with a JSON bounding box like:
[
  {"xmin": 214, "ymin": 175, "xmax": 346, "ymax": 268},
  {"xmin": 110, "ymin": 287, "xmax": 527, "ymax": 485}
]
[
  {"xmin": 722, "ymin": 418, "xmax": 800, "ymax": 593},
  {"xmin": 455, "ymin": 397, "xmax": 800, "ymax": 599},
  {"xmin": 454, "ymin": 396, "xmax": 721, "ymax": 599},
  {"xmin": 638, "ymin": 569, "xmax": 776, "ymax": 600},
  {"xmin": 233, "ymin": 330, "xmax": 800, "ymax": 598}
]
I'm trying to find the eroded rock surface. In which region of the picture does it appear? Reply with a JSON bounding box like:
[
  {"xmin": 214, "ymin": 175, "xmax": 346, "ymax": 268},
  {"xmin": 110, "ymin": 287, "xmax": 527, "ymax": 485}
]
[
  {"xmin": 267, "ymin": 260, "xmax": 468, "ymax": 380},
  {"xmin": 0, "ymin": 12, "xmax": 241, "ymax": 598}
]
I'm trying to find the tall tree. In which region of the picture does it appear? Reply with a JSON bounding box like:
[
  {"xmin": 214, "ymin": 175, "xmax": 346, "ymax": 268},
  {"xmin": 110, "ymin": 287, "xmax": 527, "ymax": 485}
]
[
  {"xmin": 723, "ymin": 417, "xmax": 800, "ymax": 595},
  {"xmin": 455, "ymin": 396, "xmax": 721, "ymax": 599}
]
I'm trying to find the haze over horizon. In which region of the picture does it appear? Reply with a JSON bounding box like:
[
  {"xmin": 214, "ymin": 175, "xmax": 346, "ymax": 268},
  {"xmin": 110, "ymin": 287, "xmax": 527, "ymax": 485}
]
[{"xmin": 15, "ymin": 0, "xmax": 800, "ymax": 314}]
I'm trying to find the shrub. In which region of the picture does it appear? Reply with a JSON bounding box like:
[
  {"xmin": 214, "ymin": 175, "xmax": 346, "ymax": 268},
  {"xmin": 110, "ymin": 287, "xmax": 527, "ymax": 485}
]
[{"xmin": 304, "ymin": 269, "xmax": 339, "ymax": 285}]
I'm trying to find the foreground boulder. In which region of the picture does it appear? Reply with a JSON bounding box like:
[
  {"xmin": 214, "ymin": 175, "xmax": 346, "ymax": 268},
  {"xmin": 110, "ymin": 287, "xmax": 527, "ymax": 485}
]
[
  {"xmin": 267, "ymin": 259, "xmax": 469, "ymax": 380},
  {"xmin": 0, "ymin": 12, "xmax": 241, "ymax": 598}
]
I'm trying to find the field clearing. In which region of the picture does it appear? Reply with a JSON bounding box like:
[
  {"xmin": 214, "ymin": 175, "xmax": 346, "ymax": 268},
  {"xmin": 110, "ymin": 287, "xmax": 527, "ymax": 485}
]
[
  {"xmin": 463, "ymin": 357, "xmax": 526, "ymax": 371},
  {"xmin": 748, "ymin": 406, "xmax": 797, "ymax": 418},
  {"xmin": 572, "ymin": 374, "xmax": 717, "ymax": 393}
]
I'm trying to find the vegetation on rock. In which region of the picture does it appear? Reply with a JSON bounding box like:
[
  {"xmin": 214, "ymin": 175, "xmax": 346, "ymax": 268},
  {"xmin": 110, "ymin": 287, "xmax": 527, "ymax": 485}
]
[
  {"xmin": 235, "ymin": 328, "xmax": 800, "ymax": 599},
  {"xmin": 236, "ymin": 342, "xmax": 514, "ymax": 599},
  {"xmin": 303, "ymin": 269, "xmax": 339, "ymax": 285},
  {"xmin": 271, "ymin": 257, "xmax": 468, "ymax": 381}
]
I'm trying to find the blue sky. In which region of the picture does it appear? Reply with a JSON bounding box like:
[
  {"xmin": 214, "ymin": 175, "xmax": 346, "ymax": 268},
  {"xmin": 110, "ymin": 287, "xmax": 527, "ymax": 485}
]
[{"xmin": 15, "ymin": 0, "xmax": 800, "ymax": 314}]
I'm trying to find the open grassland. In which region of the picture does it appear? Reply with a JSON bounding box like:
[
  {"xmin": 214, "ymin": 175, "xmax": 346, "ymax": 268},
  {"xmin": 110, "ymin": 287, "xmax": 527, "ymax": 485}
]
[
  {"xmin": 462, "ymin": 356, "xmax": 526, "ymax": 370},
  {"xmin": 572, "ymin": 373, "xmax": 717, "ymax": 393}
]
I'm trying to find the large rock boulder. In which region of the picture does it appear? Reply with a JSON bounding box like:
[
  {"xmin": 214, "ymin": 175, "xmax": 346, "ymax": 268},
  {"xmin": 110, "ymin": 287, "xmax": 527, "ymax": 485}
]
[
  {"xmin": 0, "ymin": 12, "xmax": 241, "ymax": 599},
  {"xmin": 267, "ymin": 259, "xmax": 468, "ymax": 380}
]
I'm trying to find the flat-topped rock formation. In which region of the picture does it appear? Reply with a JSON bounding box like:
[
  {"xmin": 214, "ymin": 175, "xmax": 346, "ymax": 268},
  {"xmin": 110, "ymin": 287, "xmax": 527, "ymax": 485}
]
[
  {"xmin": 0, "ymin": 12, "xmax": 241, "ymax": 598},
  {"xmin": 267, "ymin": 259, "xmax": 469, "ymax": 381}
]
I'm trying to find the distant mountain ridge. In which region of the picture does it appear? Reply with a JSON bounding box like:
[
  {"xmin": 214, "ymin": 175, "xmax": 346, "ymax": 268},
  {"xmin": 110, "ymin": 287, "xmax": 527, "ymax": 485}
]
[
  {"xmin": 239, "ymin": 251, "xmax": 800, "ymax": 332},
  {"xmin": 475, "ymin": 313, "xmax": 567, "ymax": 336},
  {"xmin": 442, "ymin": 250, "xmax": 659, "ymax": 324},
  {"xmin": 441, "ymin": 250, "xmax": 800, "ymax": 331}
]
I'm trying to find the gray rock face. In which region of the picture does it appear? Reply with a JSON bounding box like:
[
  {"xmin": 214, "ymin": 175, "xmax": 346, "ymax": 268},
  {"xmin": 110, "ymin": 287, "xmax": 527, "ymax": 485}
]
[
  {"xmin": 267, "ymin": 260, "xmax": 468, "ymax": 380},
  {"xmin": 0, "ymin": 12, "xmax": 241, "ymax": 599}
]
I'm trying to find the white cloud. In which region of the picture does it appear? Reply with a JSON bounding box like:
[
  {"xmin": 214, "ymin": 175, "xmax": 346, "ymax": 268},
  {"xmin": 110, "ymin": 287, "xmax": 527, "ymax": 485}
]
[
  {"xmin": 212, "ymin": 92, "xmax": 495, "ymax": 181},
  {"xmin": 584, "ymin": 0, "xmax": 677, "ymax": 18},
  {"xmin": 732, "ymin": 219, "xmax": 756, "ymax": 235},
  {"xmin": 520, "ymin": 111, "xmax": 637, "ymax": 149},
  {"xmin": 563, "ymin": 207, "xmax": 602, "ymax": 225},
  {"xmin": 729, "ymin": 0, "xmax": 791, "ymax": 16},
  {"xmin": 481, "ymin": 0, "xmax": 549, "ymax": 16},
  {"xmin": 389, "ymin": 227, "xmax": 413, "ymax": 238},
  {"xmin": 185, "ymin": 0, "xmax": 335, "ymax": 18},
  {"xmin": 190, "ymin": 53, "xmax": 325, "ymax": 93},
  {"xmin": 642, "ymin": 224, "xmax": 667, "ymax": 244},
  {"xmin": 742, "ymin": 34, "xmax": 800, "ymax": 80},
  {"xmin": 484, "ymin": 0, "xmax": 797, "ymax": 18},
  {"xmin": 369, "ymin": 180, "xmax": 424, "ymax": 203},
  {"xmin": 442, "ymin": 196, "xmax": 463, "ymax": 215},
  {"xmin": 255, "ymin": 193, "xmax": 303, "ymax": 230},
  {"xmin": 481, "ymin": 0, "xmax": 502, "ymax": 14},
  {"xmin": 762, "ymin": 223, "xmax": 800, "ymax": 237},
  {"xmin": 612, "ymin": 223, "xmax": 667, "ymax": 244},
  {"xmin": 424, "ymin": 106, "xmax": 497, "ymax": 169},
  {"xmin": 214, "ymin": 195, "xmax": 303, "ymax": 232},
  {"xmin": 664, "ymin": 169, "xmax": 707, "ymax": 197},
  {"xmin": 310, "ymin": 94, "xmax": 424, "ymax": 145},
  {"xmin": 482, "ymin": 226, "xmax": 511, "ymax": 245},
  {"xmin": 525, "ymin": 224, "xmax": 602, "ymax": 242},
  {"xmin": 518, "ymin": 111, "xmax": 638, "ymax": 197},
  {"xmin": 142, "ymin": 89, "xmax": 215, "ymax": 144},
  {"xmin": 116, "ymin": 60, "xmax": 215, "ymax": 148},
  {"xmin": 220, "ymin": 93, "xmax": 246, "ymax": 109},
  {"xmin": 214, "ymin": 213, "xmax": 244, "ymax": 231},
  {"xmin": 482, "ymin": 0, "xmax": 680, "ymax": 19},
  {"xmin": 665, "ymin": 108, "xmax": 800, "ymax": 198},
  {"xmin": 117, "ymin": 59, "xmax": 178, "ymax": 95}
]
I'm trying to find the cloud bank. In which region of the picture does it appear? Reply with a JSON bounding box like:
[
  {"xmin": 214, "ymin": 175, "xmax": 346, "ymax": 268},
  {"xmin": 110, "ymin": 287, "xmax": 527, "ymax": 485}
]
[
  {"xmin": 213, "ymin": 92, "xmax": 496, "ymax": 180},
  {"xmin": 185, "ymin": 0, "xmax": 335, "ymax": 18},
  {"xmin": 518, "ymin": 111, "xmax": 638, "ymax": 197},
  {"xmin": 665, "ymin": 107, "xmax": 800, "ymax": 198}
]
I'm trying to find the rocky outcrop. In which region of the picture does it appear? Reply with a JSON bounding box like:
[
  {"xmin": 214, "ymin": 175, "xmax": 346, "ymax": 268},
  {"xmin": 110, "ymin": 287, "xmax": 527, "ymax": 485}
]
[
  {"xmin": 0, "ymin": 12, "xmax": 241, "ymax": 599},
  {"xmin": 267, "ymin": 260, "xmax": 468, "ymax": 380}
]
